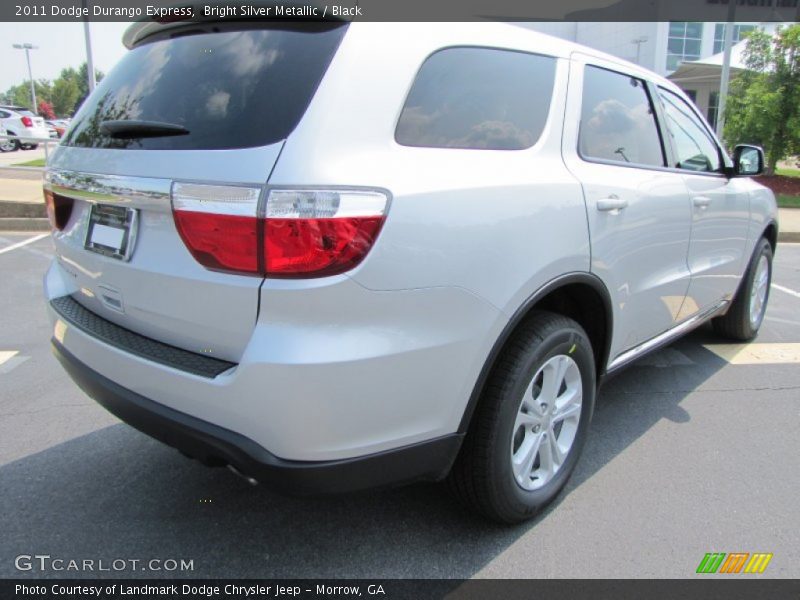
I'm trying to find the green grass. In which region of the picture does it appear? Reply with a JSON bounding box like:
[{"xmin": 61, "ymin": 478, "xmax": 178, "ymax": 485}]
[
  {"xmin": 11, "ymin": 158, "xmax": 46, "ymax": 167},
  {"xmin": 776, "ymin": 166, "xmax": 800, "ymax": 178},
  {"xmin": 777, "ymin": 194, "xmax": 800, "ymax": 208}
]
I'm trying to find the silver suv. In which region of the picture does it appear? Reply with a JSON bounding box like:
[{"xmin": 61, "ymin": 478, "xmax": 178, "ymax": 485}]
[{"xmin": 44, "ymin": 22, "xmax": 778, "ymax": 522}]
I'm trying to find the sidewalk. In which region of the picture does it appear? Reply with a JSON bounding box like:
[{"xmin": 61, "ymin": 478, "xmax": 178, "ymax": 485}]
[{"xmin": 1, "ymin": 167, "xmax": 800, "ymax": 239}]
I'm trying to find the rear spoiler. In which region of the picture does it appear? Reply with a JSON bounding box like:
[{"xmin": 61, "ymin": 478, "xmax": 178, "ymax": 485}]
[{"xmin": 122, "ymin": 0, "xmax": 347, "ymax": 49}]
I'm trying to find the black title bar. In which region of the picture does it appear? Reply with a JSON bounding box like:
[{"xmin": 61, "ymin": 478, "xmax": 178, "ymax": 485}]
[{"xmin": 3, "ymin": 0, "xmax": 799, "ymax": 22}]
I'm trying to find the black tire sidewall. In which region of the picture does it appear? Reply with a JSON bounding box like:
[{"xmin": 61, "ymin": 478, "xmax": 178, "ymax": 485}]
[
  {"xmin": 492, "ymin": 324, "xmax": 596, "ymax": 520},
  {"xmin": 740, "ymin": 239, "xmax": 773, "ymax": 337}
]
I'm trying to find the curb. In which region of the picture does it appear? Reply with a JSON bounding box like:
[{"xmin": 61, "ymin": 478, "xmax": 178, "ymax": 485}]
[
  {"xmin": 0, "ymin": 218, "xmax": 50, "ymax": 231},
  {"xmin": 0, "ymin": 201, "xmax": 45, "ymax": 219},
  {"xmin": 779, "ymin": 232, "xmax": 800, "ymax": 243}
]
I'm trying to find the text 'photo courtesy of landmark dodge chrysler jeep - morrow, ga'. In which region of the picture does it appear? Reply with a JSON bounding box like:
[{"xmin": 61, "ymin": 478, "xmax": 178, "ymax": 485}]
[{"xmin": 43, "ymin": 21, "xmax": 777, "ymax": 523}]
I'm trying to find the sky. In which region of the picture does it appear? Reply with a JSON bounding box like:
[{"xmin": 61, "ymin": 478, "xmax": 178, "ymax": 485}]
[{"xmin": 0, "ymin": 22, "xmax": 130, "ymax": 90}]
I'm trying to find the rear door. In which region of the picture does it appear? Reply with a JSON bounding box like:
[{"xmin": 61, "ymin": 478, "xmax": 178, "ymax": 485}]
[
  {"xmin": 562, "ymin": 55, "xmax": 693, "ymax": 360},
  {"xmin": 46, "ymin": 23, "xmax": 347, "ymax": 362},
  {"xmin": 656, "ymin": 88, "xmax": 751, "ymax": 318}
]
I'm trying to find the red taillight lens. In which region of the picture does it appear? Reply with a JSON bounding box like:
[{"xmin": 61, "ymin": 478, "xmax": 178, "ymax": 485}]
[
  {"xmin": 172, "ymin": 183, "xmax": 262, "ymax": 275},
  {"xmin": 21, "ymin": 116, "xmax": 33, "ymax": 128},
  {"xmin": 174, "ymin": 212, "xmax": 259, "ymax": 274},
  {"xmin": 264, "ymin": 217, "xmax": 384, "ymax": 278},
  {"xmin": 171, "ymin": 185, "xmax": 388, "ymax": 278},
  {"xmin": 263, "ymin": 189, "xmax": 388, "ymax": 278},
  {"xmin": 43, "ymin": 188, "xmax": 74, "ymax": 230}
]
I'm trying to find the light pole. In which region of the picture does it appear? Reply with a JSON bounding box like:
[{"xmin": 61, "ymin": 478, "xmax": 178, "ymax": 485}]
[
  {"xmin": 632, "ymin": 36, "xmax": 648, "ymax": 65},
  {"xmin": 12, "ymin": 43, "xmax": 38, "ymax": 113},
  {"xmin": 81, "ymin": 0, "xmax": 96, "ymax": 93},
  {"xmin": 716, "ymin": 1, "xmax": 737, "ymax": 138}
]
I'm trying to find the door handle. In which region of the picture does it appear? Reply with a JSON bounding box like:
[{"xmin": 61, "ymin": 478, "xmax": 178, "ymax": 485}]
[
  {"xmin": 596, "ymin": 196, "xmax": 628, "ymax": 212},
  {"xmin": 692, "ymin": 196, "xmax": 712, "ymax": 209}
]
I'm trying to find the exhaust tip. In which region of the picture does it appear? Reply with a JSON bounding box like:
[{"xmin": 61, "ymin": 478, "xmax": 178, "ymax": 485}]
[{"xmin": 226, "ymin": 464, "xmax": 258, "ymax": 486}]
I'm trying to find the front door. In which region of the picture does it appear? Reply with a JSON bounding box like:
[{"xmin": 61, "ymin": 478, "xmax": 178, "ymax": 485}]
[
  {"xmin": 657, "ymin": 88, "xmax": 751, "ymax": 318},
  {"xmin": 562, "ymin": 56, "xmax": 694, "ymax": 360}
]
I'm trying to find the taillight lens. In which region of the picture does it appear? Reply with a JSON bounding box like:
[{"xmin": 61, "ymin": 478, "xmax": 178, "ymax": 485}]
[
  {"xmin": 264, "ymin": 190, "xmax": 387, "ymax": 278},
  {"xmin": 21, "ymin": 116, "xmax": 33, "ymax": 128},
  {"xmin": 43, "ymin": 188, "xmax": 74, "ymax": 231},
  {"xmin": 171, "ymin": 185, "xmax": 388, "ymax": 278},
  {"xmin": 172, "ymin": 183, "xmax": 261, "ymax": 274}
]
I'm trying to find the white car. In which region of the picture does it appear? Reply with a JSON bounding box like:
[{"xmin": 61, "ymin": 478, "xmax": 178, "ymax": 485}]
[
  {"xmin": 44, "ymin": 22, "xmax": 777, "ymax": 523},
  {"xmin": 0, "ymin": 105, "xmax": 50, "ymax": 150},
  {"xmin": 0, "ymin": 124, "xmax": 18, "ymax": 152}
]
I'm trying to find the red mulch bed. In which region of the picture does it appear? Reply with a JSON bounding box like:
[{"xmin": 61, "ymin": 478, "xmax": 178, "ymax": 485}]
[{"xmin": 755, "ymin": 175, "xmax": 800, "ymax": 196}]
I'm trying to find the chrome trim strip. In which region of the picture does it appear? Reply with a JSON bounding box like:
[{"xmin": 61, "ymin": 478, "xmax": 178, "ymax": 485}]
[
  {"xmin": 44, "ymin": 169, "xmax": 172, "ymax": 212},
  {"xmin": 607, "ymin": 300, "xmax": 729, "ymax": 372}
]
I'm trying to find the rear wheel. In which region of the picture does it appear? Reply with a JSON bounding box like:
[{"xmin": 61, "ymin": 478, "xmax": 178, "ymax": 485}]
[
  {"xmin": 712, "ymin": 237, "xmax": 772, "ymax": 341},
  {"xmin": 449, "ymin": 311, "xmax": 596, "ymax": 523},
  {"xmin": 0, "ymin": 136, "xmax": 19, "ymax": 152}
]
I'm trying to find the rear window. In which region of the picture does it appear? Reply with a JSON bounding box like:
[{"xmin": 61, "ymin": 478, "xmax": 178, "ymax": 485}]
[
  {"xmin": 62, "ymin": 24, "xmax": 346, "ymax": 151},
  {"xmin": 395, "ymin": 47, "xmax": 556, "ymax": 150}
]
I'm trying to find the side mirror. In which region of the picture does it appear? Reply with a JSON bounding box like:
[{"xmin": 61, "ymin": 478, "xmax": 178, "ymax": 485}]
[{"xmin": 732, "ymin": 144, "xmax": 764, "ymax": 176}]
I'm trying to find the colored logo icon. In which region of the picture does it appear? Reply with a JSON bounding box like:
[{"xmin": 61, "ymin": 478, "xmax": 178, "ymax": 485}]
[{"xmin": 696, "ymin": 552, "xmax": 773, "ymax": 574}]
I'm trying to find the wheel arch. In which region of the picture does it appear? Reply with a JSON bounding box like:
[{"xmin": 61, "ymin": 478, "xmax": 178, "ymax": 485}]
[
  {"xmin": 457, "ymin": 272, "xmax": 613, "ymax": 434},
  {"xmin": 762, "ymin": 219, "xmax": 778, "ymax": 253}
]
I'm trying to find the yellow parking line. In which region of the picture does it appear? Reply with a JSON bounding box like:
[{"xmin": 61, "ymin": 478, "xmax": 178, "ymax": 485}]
[
  {"xmin": 0, "ymin": 351, "xmax": 19, "ymax": 366},
  {"xmin": 704, "ymin": 343, "xmax": 800, "ymax": 364}
]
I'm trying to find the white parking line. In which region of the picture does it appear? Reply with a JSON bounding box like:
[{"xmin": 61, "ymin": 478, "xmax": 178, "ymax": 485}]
[
  {"xmin": 0, "ymin": 233, "xmax": 49, "ymax": 256},
  {"xmin": 704, "ymin": 343, "xmax": 800, "ymax": 365},
  {"xmin": 0, "ymin": 351, "xmax": 19, "ymax": 366},
  {"xmin": 773, "ymin": 284, "xmax": 800, "ymax": 299}
]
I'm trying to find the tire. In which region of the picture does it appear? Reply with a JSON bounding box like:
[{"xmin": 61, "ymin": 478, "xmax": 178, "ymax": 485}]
[
  {"xmin": 0, "ymin": 136, "xmax": 19, "ymax": 152},
  {"xmin": 21, "ymin": 143, "xmax": 38, "ymax": 150},
  {"xmin": 449, "ymin": 311, "xmax": 596, "ymax": 523},
  {"xmin": 712, "ymin": 237, "xmax": 773, "ymax": 341}
]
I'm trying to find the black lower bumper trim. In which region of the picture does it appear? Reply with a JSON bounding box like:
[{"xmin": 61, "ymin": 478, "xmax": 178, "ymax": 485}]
[{"xmin": 52, "ymin": 339, "xmax": 463, "ymax": 495}]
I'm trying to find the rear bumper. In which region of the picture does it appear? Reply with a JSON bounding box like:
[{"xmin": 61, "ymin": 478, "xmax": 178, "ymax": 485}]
[{"xmin": 52, "ymin": 338, "xmax": 463, "ymax": 494}]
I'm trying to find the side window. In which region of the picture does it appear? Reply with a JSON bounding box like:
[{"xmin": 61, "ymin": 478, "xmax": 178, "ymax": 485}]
[
  {"xmin": 578, "ymin": 66, "xmax": 665, "ymax": 167},
  {"xmin": 0, "ymin": 111, "xmax": 9, "ymax": 118},
  {"xmin": 659, "ymin": 89, "xmax": 722, "ymax": 173},
  {"xmin": 395, "ymin": 47, "xmax": 556, "ymax": 150}
]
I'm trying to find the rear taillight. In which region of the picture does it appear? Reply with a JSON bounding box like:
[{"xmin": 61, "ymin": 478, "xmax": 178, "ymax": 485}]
[
  {"xmin": 43, "ymin": 189, "xmax": 74, "ymax": 231},
  {"xmin": 172, "ymin": 184, "xmax": 261, "ymax": 274},
  {"xmin": 21, "ymin": 116, "xmax": 33, "ymax": 128},
  {"xmin": 171, "ymin": 184, "xmax": 388, "ymax": 278},
  {"xmin": 264, "ymin": 190, "xmax": 387, "ymax": 278}
]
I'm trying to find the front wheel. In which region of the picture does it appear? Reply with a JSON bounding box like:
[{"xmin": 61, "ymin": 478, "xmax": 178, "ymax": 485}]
[
  {"xmin": 449, "ymin": 311, "xmax": 596, "ymax": 523},
  {"xmin": 712, "ymin": 237, "xmax": 773, "ymax": 341}
]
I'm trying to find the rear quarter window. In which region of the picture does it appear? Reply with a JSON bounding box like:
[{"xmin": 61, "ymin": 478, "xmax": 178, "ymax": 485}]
[
  {"xmin": 395, "ymin": 47, "xmax": 556, "ymax": 150},
  {"xmin": 62, "ymin": 24, "xmax": 346, "ymax": 151}
]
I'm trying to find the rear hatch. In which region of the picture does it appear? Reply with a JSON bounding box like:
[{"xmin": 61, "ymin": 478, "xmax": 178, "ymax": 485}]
[{"xmin": 46, "ymin": 23, "xmax": 347, "ymax": 362}]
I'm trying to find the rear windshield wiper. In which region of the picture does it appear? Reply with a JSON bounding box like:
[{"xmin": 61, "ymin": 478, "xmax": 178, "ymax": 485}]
[{"xmin": 100, "ymin": 120, "xmax": 190, "ymax": 139}]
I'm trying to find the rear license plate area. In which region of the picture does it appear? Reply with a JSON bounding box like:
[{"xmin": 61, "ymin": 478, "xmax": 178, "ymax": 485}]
[{"xmin": 84, "ymin": 204, "xmax": 138, "ymax": 261}]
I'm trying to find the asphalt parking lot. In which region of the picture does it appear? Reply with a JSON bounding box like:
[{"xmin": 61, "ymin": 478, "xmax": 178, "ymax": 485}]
[{"xmin": 0, "ymin": 232, "xmax": 798, "ymax": 580}]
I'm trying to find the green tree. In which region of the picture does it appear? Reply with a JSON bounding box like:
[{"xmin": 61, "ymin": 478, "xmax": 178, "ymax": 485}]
[
  {"xmin": 724, "ymin": 24, "xmax": 800, "ymax": 174},
  {"xmin": 51, "ymin": 77, "xmax": 80, "ymax": 117}
]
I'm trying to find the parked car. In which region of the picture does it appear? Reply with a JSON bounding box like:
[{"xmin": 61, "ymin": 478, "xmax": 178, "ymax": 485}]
[
  {"xmin": 46, "ymin": 120, "xmax": 69, "ymax": 138},
  {"xmin": 43, "ymin": 22, "xmax": 777, "ymax": 523},
  {"xmin": 0, "ymin": 105, "xmax": 49, "ymax": 150},
  {"xmin": 0, "ymin": 124, "xmax": 18, "ymax": 152}
]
